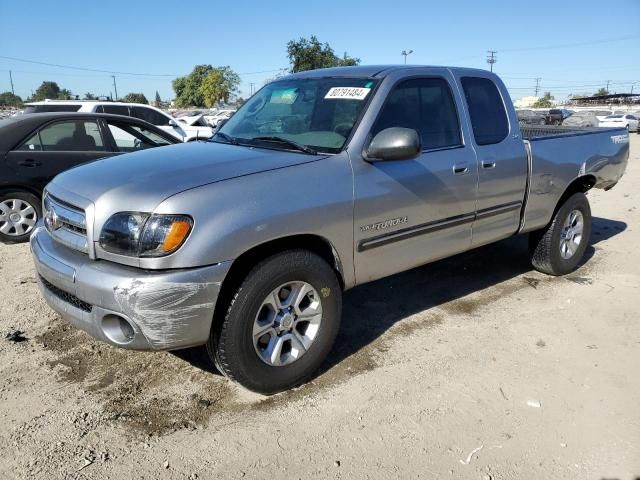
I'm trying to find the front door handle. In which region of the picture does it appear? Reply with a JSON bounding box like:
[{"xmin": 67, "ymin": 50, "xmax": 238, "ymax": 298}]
[
  {"xmin": 18, "ymin": 159, "xmax": 42, "ymax": 167},
  {"xmin": 453, "ymin": 165, "xmax": 469, "ymax": 175},
  {"xmin": 482, "ymin": 161, "xmax": 496, "ymax": 169}
]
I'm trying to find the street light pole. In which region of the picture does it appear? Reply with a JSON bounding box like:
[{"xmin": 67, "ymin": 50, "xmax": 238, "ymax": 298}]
[{"xmin": 401, "ymin": 49, "xmax": 413, "ymax": 64}]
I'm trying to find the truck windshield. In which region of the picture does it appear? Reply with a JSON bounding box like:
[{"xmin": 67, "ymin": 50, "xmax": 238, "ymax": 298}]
[{"xmin": 217, "ymin": 77, "xmax": 377, "ymax": 154}]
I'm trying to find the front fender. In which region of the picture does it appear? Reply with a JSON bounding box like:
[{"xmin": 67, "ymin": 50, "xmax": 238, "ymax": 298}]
[{"xmin": 153, "ymin": 153, "xmax": 356, "ymax": 287}]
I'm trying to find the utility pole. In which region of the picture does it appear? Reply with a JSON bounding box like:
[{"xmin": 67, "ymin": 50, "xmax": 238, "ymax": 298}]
[
  {"xmin": 401, "ymin": 49, "xmax": 413, "ymax": 64},
  {"xmin": 111, "ymin": 75, "xmax": 118, "ymax": 101},
  {"xmin": 486, "ymin": 50, "xmax": 497, "ymax": 72},
  {"xmin": 249, "ymin": 83, "xmax": 255, "ymax": 96},
  {"xmin": 534, "ymin": 77, "xmax": 542, "ymax": 96},
  {"xmin": 605, "ymin": 80, "xmax": 611, "ymax": 94},
  {"xmin": 9, "ymin": 70, "xmax": 14, "ymax": 95}
]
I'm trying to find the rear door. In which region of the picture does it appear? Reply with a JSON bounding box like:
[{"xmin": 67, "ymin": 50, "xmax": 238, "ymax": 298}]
[
  {"xmin": 352, "ymin": 69, "xmax": 479, "ymax": 283},
  {"xmin": 456, "ymin": 75, "xmax": 528, "ymax": 247},
  {"xmin": 5, "ymin": 119, "xmax": 112, "ymax": 192}
]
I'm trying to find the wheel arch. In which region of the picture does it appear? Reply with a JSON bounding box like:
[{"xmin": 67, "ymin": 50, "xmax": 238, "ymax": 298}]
[
  {"xmin": 0, "ymin": 185, "xmax": 43, "ymax": 200},
  {"xmin": 552, "ymin": 174, "xmax": 596, "ymax": 218},
  {"xmin": 213, "ymin": 234, "xmax": 346, "ymax": 327}
]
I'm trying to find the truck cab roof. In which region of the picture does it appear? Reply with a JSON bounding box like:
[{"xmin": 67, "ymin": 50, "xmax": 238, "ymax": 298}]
[{"xmin": 284, "ymin": 65, "xmax": 493, "ymax": 79}]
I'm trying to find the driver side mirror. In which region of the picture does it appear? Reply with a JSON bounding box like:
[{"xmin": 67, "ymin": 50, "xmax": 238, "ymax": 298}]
[
  {"xmin": 169, "ymin": 119, "xmax": 178, "ymax": 127},
  {"xmin": 364, "ymin": 127, "xmax": 421, "ymax": 162}
]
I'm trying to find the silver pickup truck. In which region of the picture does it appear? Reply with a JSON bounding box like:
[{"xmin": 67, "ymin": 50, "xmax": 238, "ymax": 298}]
[{"xmin": 30, "ymin": 66, "xmax": 629, "ymax": 393}]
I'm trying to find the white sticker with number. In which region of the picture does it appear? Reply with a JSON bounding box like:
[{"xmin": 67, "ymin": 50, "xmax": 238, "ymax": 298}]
[{"xmin": 324, "ymin": 87, "xmax": 371, "ymax": 100}]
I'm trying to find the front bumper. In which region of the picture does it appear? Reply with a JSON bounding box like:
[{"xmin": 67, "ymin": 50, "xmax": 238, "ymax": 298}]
[{"xmin": 30, "ymin": 226, "xmax": 231, "ymax": 351}]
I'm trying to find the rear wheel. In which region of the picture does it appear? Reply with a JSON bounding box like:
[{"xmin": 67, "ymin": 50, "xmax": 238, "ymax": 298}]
[
  {"xmin": 0, "ymin": 191, "xmax": 41, "ymax": 243},
  {"xmin": 528, "ymin": 192, "xmax": 592, "ymax": 275},
  {"xmin": 208, "ymin": 250, "xmax": 342, "ymax": 394}
]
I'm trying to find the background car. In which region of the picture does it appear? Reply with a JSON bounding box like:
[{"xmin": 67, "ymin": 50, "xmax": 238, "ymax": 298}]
[
  {"xmin": 204, "ymin": 109, "xmax": 236, "ymax": 128},
  {"xmin": 0, "ymin": 112, "xmax": 179, "ymax": 243},
  {"xmin": 21, "ymin": 100, "xmax": 213, "ymax": 142},
  {"xmin": 545, "ymin": 108, "xmax": 572, "ymax": 125},
  {"xmin": 592, "ymin": 110, "xmax": 613, "ymax": 122},
  {"xmin": 562, "ymin": 111, "xmax": 600, "ymax": 128},
  {"xmin": 517, "ymin": 109, "xmax": 546, "ymax": 125},
  {"xmin": 598, "ymin": 114, "xmax": 639, "ymax": 132}
]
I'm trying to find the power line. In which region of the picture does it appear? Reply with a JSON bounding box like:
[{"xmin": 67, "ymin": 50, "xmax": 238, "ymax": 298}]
[
  {"xmin": 499, "ymin": 34, "xmax": 640, "ymax": 53},
  {"xmin": 0, "ymin": 55, "xmax": 286, "ymax": 78}
]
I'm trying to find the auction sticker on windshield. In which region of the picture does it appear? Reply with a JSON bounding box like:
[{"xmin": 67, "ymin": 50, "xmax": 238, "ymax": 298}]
[{"xmin": 325, "ymin": 87, "xmax": 371, "ymax": 100}]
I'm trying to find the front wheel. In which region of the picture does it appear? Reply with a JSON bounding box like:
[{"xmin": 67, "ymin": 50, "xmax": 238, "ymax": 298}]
[
  {"xmin": 208, "ymin": 250, "xmax": 342, "ymax": 394},
  {"xmin": 528, "ymin": 192, "xmax": 592, "ymax": 276},
  {"xmin": 0, "ymin": 191, "xmax": 41, "ymax": 244}
]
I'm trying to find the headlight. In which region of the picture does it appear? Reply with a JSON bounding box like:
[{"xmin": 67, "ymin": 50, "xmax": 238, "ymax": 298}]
[{"xmin": 99, "ymin": 212, "xmax": 193, "ymax": 257}]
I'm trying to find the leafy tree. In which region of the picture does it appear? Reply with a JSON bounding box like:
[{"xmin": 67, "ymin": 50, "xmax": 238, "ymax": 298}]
[
  {"xmin": 172, "ymin": 64, "xmax": 215, "ymax": 107},
  {"xmin": 0, "ymin": 91, "xmax": 23, "ymax": 107},
  {"xmin": 594, "ymin": 87, "xmax": 608, "ymax": 96},
  {"xmin": 286, "ymin": 35, "xmax": 360, "ymax": 73},
  {"xmin": 121, "ymin": 93, "xmax": 149, "ymax": 104},
  {"xmin": 532, "ymin": 92, "xmax": 554, "ymax": 108},
  {"xmin": 155, "ymin": 90, "xmax": 161, "ymax": 104},
  {"xmin": 58, "ymin": 88, "xmax": 73, "ymax": 100},
  {"xmin": 31, "ymin": 81, "xmax": 62, "ymax": 101},
  {"xmin": 84, "ymin": 92, "xmax": 98, "ymax": 100},
  {"xmin": 199, "ymin": 66, "xmax": 240, "ymax": 108}
]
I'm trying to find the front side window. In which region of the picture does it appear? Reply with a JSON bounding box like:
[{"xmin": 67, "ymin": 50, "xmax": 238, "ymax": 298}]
[
  {"xmin": 132, "ymin": 107, "xmax": 171, "ymax": 126},
  {"xmin": 36, "ymin": 121, "xmax": 105, "ymax": 152},
  {"xmin": 108, "ymin": 122, "xmax": 173, "ymax": 152},
  {"xmin": 219, "ymin": 77, "xmax": 378, "ymax": 153},
  {"xmin": 372, "ymin": 77, "xmax": 461, "ymax": 150},
  {"xmin": 22, "ymin": 104, "xmax": 81, "ymax": 113},
  {"xmin": 461, "ymin": 77, "xmax": 509, "ymax": 146}
]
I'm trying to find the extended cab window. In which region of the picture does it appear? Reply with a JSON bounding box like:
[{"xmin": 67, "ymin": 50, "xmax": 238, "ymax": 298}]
[
  {"xmin": 33, "ymin": 121, "xmax": 105, "ymax": 152},
  {"xmin": 461, "ymin": 77, "xmax": 509, "ymax": 145},
  {"xmin": 373, "ymin": 78, "xmax": 461, "ymax": 150}
]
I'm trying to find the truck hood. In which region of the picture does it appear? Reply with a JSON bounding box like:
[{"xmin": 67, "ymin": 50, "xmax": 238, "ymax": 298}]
[{"xmin": 48, "ymin": 141, "xmax": 325, "ymax": 213}]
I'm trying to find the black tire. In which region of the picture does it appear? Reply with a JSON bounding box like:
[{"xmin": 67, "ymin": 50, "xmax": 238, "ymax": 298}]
[
  {"xmin": 207, "ymin": 250, "xmax": 342, "ymax": 394},
  {"xmin": 528, "ymin": 192, "xmax": 592, "ymax": 276},
  {"xmin": 0, "ymin": 191, "xmax": 41, "ymax": 244}
]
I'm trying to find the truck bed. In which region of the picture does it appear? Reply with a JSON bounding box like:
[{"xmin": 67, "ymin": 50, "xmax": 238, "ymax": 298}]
[{"xmin": 520, "ymin": 125, "xmax": 629, "ymax": 233}]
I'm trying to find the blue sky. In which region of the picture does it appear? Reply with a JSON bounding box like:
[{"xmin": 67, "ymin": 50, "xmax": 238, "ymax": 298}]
[{"xmin": 1, "ymin": 0, "xmax": 638, "ymax": 103}]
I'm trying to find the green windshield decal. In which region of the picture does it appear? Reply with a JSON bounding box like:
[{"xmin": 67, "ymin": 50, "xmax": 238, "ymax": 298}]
[{"xmin": 270, "ymin": 88, "xmax": 299, "ymax": 104}]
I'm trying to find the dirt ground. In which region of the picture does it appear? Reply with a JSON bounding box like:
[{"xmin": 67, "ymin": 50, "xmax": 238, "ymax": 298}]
[{"xmin": 1, "ymin": 135, "xmax": 638, "ymax": 480}]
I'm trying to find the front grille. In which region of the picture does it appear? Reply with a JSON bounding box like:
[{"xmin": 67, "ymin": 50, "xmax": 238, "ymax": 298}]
[
  {"xmin": 44, "ymin": 194, "xmax": 89, "ymax": 253},
  {"xmin": 40, "ymin": 275, "xmax": 93, "ymax": 313}
]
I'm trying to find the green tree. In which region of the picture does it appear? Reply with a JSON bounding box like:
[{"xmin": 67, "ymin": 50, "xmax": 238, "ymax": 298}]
[
  {"xmin": 31, "ymin": 81, "xmax": 62, "ymax": 101},
  {"xmin": 58, "ymin": 88, "xmax": 73, "ymax": 100},
  {"xmin": 286, "ymin": 35, "xmax": 360, "ymax": 73},
  {"xmin": 121, "ymin": 93, "xmax": 149, "ymax": 104},
  {"xmin": 172, "ymin": 64, "xmax": 215, "ymax": 107},
  {"xmin": 84, "ymin": 92, "xmax": 98, "ymax": 100},
  {"xmin": 0, "ymin": 91, "xmax": 23, "ymax": 107},
  {"xmin": 533, "ymin": 92, "xmax": 554, "ymax": 108},
  {"xmin": 594, "ymin": 87, "xmax": 608, "ymax": 96},
  {"xmin": 155, "ymin": 90, "xmax": 161, "ymax": 104},
  {"xmin": 199, "ymin": 66, "xmax": 240, "ymax": 108}
]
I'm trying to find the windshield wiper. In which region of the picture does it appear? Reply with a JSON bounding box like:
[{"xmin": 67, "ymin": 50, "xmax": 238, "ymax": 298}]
[
  {"xmin": 252, "ymin": 136, "xmax": 317, "ymax": 155},
  {"xmin": 210, "ymin": 131, "xmax": 238, "ymax": 145}
]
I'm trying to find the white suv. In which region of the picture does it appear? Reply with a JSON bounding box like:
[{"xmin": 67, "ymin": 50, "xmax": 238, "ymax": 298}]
[{"xmin": 22, "ymin": 100, "xmax": 213, "ymax": 142}]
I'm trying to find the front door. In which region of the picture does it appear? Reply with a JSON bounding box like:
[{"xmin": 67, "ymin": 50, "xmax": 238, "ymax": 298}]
[
  {"xmin": 5, "ymin": 119, "xmax": 112, "ymax": 192},
  {"xmin": 352, "ymin": 72, "xmax": 479, "ymax": 284}
]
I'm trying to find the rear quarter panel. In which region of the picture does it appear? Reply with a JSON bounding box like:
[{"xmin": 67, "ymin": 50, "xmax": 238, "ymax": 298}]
[{"xmin": 521, "ymin": 128, "xmax": 629, "ymax": 232}]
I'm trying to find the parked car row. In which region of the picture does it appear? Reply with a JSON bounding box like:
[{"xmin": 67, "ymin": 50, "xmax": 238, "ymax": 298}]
[
  {"xmin": 516, "ymin": 108, "xmax": 639, "ymax": 131},
  {"xmin": 0, "ymin": 112, "xmax": 180, "ymax": 242},
  {"xmin": 20, "ymin": 100, "xmax": 214, "ymax": 142}
]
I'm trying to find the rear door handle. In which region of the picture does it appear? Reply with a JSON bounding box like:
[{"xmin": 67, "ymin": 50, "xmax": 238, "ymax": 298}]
[
  {"xmin": 482, "ymin": 161, "xmax": 496, "ymax": 169},
  {"xmin": 18, "ymin": 159, "xmax": 42, "ymax": 167},
  {"xmin": 453, "ymin": 165, "xmax": 469, "ymax": 175}
]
